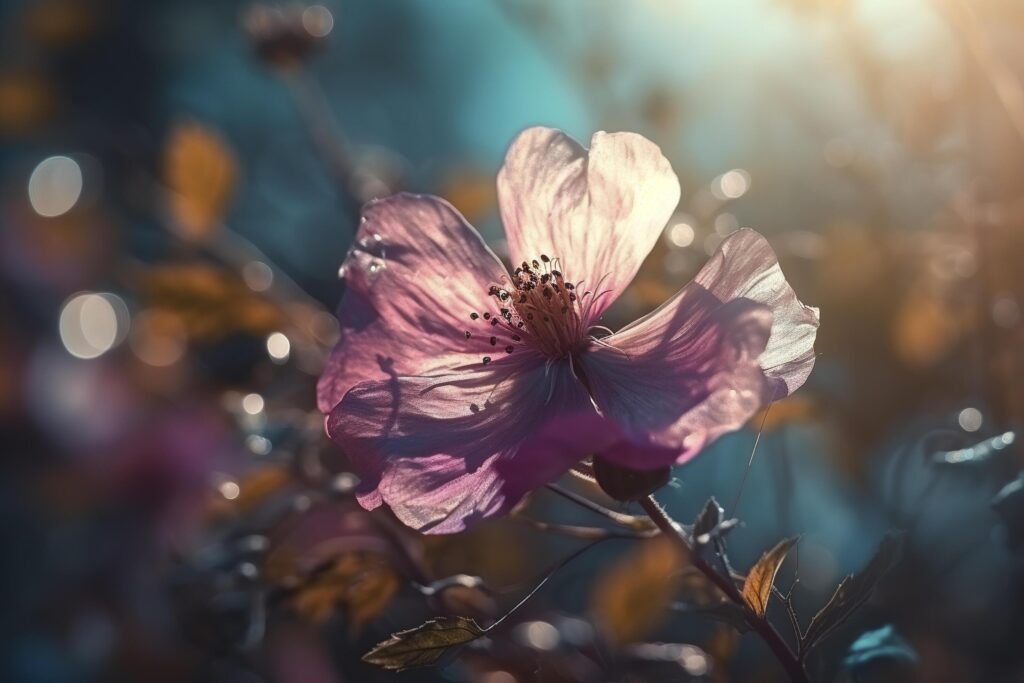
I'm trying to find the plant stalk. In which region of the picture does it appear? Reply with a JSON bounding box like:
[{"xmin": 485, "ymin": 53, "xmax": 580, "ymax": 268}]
[{"xmin": 638, "ymin": 495, "xmax": 810, "ymax": 683}]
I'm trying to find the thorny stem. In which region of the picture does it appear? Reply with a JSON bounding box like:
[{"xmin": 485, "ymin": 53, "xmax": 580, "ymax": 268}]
[{"xmin": 638, "ymin": 495, "xmax": 811, "ymax": 683}]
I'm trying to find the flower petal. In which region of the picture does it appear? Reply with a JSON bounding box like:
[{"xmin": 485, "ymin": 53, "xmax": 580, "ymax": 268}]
[
  {"xmin": 326, "ymin": 352, "xmax": 595, "ymax": 534},
  {"xmin": 316, "ymin": 193, "xmax": 510, "ymax": 413},
  {"xmin": 578, "ymin": 229, "xmax": 818, "ymax": 468},
  {"xmin": 497, "ymin": 128, "xmax": 681, "ymax": 321}
]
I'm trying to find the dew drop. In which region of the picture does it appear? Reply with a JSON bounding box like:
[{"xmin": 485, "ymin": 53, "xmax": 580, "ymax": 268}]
[{"xmin": 368, "ymin": 259, "xmax": 385, "ymax": 275}]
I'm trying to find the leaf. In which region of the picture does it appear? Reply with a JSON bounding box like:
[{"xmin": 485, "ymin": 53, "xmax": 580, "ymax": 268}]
[
  {"xmin": 290, "ymin": 553, "xmax": 400, "ymax": 628},
  {"xmin": 163, "ymin": 121, "xmax": 237, "ymax": 241},
  {"xmin": 692, "ymin": 498, "xmax": 723, "ymax": 539},
  {"xmin": 742, "ymin": 537, "xmax": 798, "ymax": 617},
  {"xmin": 842, "ymin": 624, "xmax": 917, "ymax": 672},
  {"xmin": 591, "ymin": 535, "xmax": 688, "ymax": 646},
  {"xmin": 692, "ymin": 497, "xmax": 739, "ymax": 545},
  {"xmin": 362, "ymin": 616, "xmax": 484, "ymax": 671},
  {"xmin": 801, "ymin": 534, "xmax": 903, "ymax": 653}
]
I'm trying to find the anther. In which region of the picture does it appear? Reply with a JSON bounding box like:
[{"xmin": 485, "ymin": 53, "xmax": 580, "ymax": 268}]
[
  {"xmin": 489, "ymin": 336, "xmax": 497, "ymax": 346},
  {"xmin": 490, "ymin": 318, "xmax": 498, "ymax": 326},
  {"xmin": 483, "ymin": 312, "xmax": 491, "ymax": 320},
  {"xmin": 482, "ymin": 356, "xmax": 491, "ymax": 365},
  {"xmin": 532, "ymin": 259, "xmax": 540, "ymax": 268},
  {"xmin": 540, "ymin": 254, "xmax": 550, "ymax": 263},
  {"xmin": 512, "ymin": 335, "xmax": 521, "ymax": 341},
  {"xmin": 470, "ymin": 312, "xmax": 479, "ymax": 320},
  {"xmin": 465, "ymin": 331, "xmax": 471, "ymax": 338},
  {"xmin": 505, "ymin": 345, "xmax": 514, "ymax": 353}
]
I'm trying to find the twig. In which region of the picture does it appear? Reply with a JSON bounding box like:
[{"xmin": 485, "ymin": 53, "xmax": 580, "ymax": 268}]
[
  {"xmin": 639, "ymin": 495, "xmax": 810, "ymax": 683},
  {"xmin": 544, "ymin": 483, "xmax": 656, "ymax": 532}
]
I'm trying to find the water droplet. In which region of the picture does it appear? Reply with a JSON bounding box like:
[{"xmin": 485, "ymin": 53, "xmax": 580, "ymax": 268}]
[
  {"xmin": 337, "ymin": 262, "xmax": 348, "ymax": 279},
  {"xmin": 373, "ymin": 233, "xmax": 384, "ymax": 243},
  {"xmin": 368, "ymin": 259, "xmax": 385, "ymax": 275}
]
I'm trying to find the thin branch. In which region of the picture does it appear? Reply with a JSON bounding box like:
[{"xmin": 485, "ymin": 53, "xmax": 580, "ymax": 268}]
[
  {"xmin": 639, "ymin": 495, "xmax": 809, "ymax": 683},
  {"xmin": 544, "ymin": 483, "xmax": 656, "ymax": 532}
]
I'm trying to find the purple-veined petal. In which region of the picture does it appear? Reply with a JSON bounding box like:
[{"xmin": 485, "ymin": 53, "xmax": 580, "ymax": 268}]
[
  {"xmin": 578, "ymin": 229, "xmax": 818, "ymax": 468},
  {"xmin": 326, "ymin": 351, "xmax": 595, "ymax": 534},
  {"xmin": 497, "ymin": 127, "xmax": 681, "ymax": 323},
  {"xmin": 316, "ymin": 193, "xmax": 510, "ymax": 413}
]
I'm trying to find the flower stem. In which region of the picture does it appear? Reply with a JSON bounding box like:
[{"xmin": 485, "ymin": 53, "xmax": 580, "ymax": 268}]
[{"xmin": 638, "ymin": 495, "xmax": 810, "ymax": 683}]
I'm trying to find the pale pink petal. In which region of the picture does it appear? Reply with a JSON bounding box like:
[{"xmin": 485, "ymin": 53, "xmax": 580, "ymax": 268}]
[
  {"xmin": 689, "ymin": 229, "xmax": 820, "ymax": 397},
  {"xmin": 578, "ymin": 229, "xmax": 818, "ymax": 468},
  {"xmin": 326, "ymin": 352, "xmax": 595, "ymax": 534},
  {"xmin": 316, "ymin": 194, "xmax": 510, "ymax": 413},
  {"xmin": 497, "ymin": 128, "xmax": 681, "ymax": 322}
]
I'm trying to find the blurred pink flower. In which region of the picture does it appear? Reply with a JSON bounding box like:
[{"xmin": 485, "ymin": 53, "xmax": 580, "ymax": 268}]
[{"xmin": 318, "ymin": 127, "xmax": 819, "ymax": 533}]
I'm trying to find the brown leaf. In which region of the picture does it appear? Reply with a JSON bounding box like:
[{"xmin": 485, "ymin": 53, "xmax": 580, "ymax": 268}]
[
  {"xmin": 742, "ymin": 537, "xmax": 798, "ymax": 617},
  {"xmin": 362, "ymin": 616, "xmax": 484, "ymax": 671},
  {"xmin": 137, "ymin": 263, "xmax": 285, "ymax": 341},
  {"xmin": 163, "ymin": 121, "xmax": 237, "ymax": 240},
  {"xmin": 291, "ymin": 552, "xmax": 400, "ymax": 628},
  {"xmin": 591, "ymin": 535, "xmax": 688, "ymax": 646}
]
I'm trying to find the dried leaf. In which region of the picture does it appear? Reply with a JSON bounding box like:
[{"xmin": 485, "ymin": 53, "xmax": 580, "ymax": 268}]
[
  {"xmin": 591, "ymin": 535, "xmax": 688, "ymax": 646},
  {"xmin": 742, "ymin": 537, "xmax": 798, "ymax": 617},
  {"xmin": 163, "ymin": 121, "xmax": 237, "ymax": 240},
  {"xmin": 801, "ymin": 534, "xmax": 903, "ymax": 653},
  {"xmin": 362, "ymin": 616, "xmax": 484, "ymax": 671},
  {"xmin": 692, "ymin": 497, "xmax": 739, "ymax": 545}
]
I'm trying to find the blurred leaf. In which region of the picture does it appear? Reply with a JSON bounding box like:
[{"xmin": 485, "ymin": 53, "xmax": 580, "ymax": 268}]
[
  {"xmin": 439, "ymin": 169, "xmax": 496, "ymax": 224},
  {"xmin": 674, "ymin": 600, "xmax": 749, "ymax": 634},
  {"xmin": 291, "ymin": 552, "xmax": 400, "ymax": 628},
  {"xmin": 591, "ymin": 535, "xmax": 688, "ymax": 646},
  {"xmin": 163, "ymin": 121, "xmax": 237, "ymax": 241},
  {"xmin": 138, "ymin": 263, "xmax": 285, "ymax": 341},
  {"xmin": 0, "ymin": 69, "xmax": 56, "ymax": 134},
  {"xmin": 843, "ymin": 624, "xmax": 917, "ymax": 672},
  {"xmin": 692, "ymin": 497, "xmax": 739, "ymax": 545},
  {"xmin": 802, "ymin": 534, "xmax": 903, "ymax": 653},
  {"xmin": 742, "ymin": 537, "xmax": 798, "ymax": 617},
  {"xmin": 362, "ymin": 616, "xmax": 484, "ymax": 671},
  {"xmin": 893, "ymin": 285, "xmax": 962, "ymax": 367},
  {"xmin": 750, "ymin": 396, "xmax": 817, "ymax": 431}
]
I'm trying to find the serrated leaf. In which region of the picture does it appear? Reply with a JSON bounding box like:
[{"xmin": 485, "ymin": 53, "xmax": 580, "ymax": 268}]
[
  {"xmin": 801, "ymin": 534, "xmax": 903, "ymax": 653},
  {"xmin": 362, "ymin": 616, "xmax": 484, "ymax": 671},
  {"xmin": 742, "ymin": 537, "xmax": 798, "ymax": 616}
]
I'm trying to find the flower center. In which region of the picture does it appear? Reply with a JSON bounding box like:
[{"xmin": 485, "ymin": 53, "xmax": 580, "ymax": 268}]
[{"xmin": 467, "ymin": 255, "xmax": 590, "ymax": 363}]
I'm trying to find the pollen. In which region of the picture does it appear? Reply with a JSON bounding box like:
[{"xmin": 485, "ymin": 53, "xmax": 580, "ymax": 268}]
[{"xmin": 466, "ymin": 254, "xmax": 592, "ymax": 361}]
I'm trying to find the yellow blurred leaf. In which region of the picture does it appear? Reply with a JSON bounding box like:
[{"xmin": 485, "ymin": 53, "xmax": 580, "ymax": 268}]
[
  {"xmin": 750, "ymin": 396, "xmax": 817, "ymax": 431},
  {"xmin": 163, "ymin": 122, "xmax": 237, "ymax": 241},
  {"xmin": 590, "ymin": 535, "xmax": 688, "ymax": 646},
  {"xmin": 439, "ymin": 169, "xmax": 496, "ymax": 224},
  {"xmin": 893, "ymin": 285, "xmax": 961, "ymax": 367},
  {"xmin": 291, "ymin": 552, "xmax": 400, "ymax": 628},
  {"xmin": 138, "ymin": 263, "xmax": 285, "ymax": 341}
]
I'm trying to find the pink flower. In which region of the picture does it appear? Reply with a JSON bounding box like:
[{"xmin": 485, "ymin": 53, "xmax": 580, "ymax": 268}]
[{"xmin": 318, "ymin": 128, "xmax": 819, "ymax": 534}]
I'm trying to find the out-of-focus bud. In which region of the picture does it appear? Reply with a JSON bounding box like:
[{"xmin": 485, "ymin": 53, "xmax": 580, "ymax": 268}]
[
  {"xmin": 592, "ymin": 456, "xmax": 671, "ymax": 502},
  {"xmin": 243, "ymin": 4, "xmax": 334, "ymax": 70}
]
